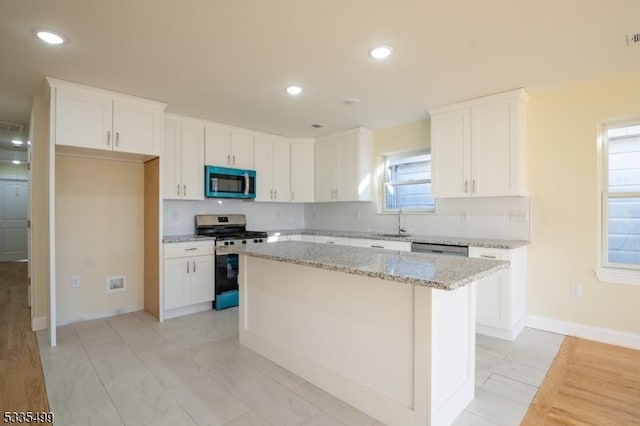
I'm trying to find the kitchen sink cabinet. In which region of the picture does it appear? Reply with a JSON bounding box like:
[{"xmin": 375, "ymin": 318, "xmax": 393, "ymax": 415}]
[
  {"xmin": 205, "ymin": 126, "xmax": 254, "ymax": 169},
  {"xmin": 163, "ymin": 242, "xmax": 214, "ymax": 311},
  {"xmin": 314, "ymin": 127, "xmax": 373, "ymax": 202},
  {"xmin": 430, "ymin": 89, "xmax": 528, "ymax": 198},
  {"xmin": 163, "ymin": 116, "xmax": 205, "ymax": 200},
  {"xmin": 290, "ymin": 140, "xmax": 315, "ymax": 202},
  {"xmin": 469, "ymin": 245, "xmax": 527, "ymax": 340},
  {"xmin": 254, "ymin": 135, "xmax": 291, "ymax": 202},
  {"xmin": 52, "ymin": 80, "xmax": 165, "ymax": 156}
]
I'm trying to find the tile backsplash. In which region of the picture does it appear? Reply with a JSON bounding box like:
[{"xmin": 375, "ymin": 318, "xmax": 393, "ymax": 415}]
[
  {"xmin": 163, "ymin": 199, "xmax": 305, "ymax": 235},
  {"xmin": 164, "ymin": 196, "xmax": 530, "ymax": 241},
  {"xmin": 304, "ymin": 197, "xmax": 531, "ymax": 240}
]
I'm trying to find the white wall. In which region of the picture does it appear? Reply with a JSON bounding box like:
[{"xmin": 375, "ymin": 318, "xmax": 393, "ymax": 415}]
[
  {"xmin": 56, "ymin": 155, "xmax": 144, "ymax": 324},
  {"xmin": 163, "ymin": 199, "xmax": 305, "ymax": 235},
  {"xmin": 304, "ymin": 197, "xmax": 530, "ymax": 240}
]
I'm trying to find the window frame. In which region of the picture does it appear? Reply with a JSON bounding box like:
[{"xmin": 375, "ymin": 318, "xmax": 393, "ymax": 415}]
[
  {"xmin": 596, "ymin": 119, "xmax": 640, "ymax": 285},
  {"xmin": 381, "ymin": 149, "xmax": 435, "ymax": 213}
]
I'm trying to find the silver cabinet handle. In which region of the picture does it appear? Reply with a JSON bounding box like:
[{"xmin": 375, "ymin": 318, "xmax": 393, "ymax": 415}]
[
  {"xmin": 187, "ymin": 261, "xmax": 190, "ymax": 273},
  {"xmin": 335, "ymin": 189, "xmax": 338, "ymax": 199},
  {"xmin": 184, "ymin": 247, "xmax": 197, "ymax": 251},
  {"xmin": 472, "ymin": 180, "xmax": 477, "ymax": 193},
  {"xmin": 274, "ymin": 189, "xmax": 277, "ymax": 200},
  {"xmin": 371, "ymin": 245, "xmax": 384, "ymax": 249},
  {"xmin": 232, "ymin": 155, "xmax": 236, "ymax": 165},
  {"xmin": 227, "ymin": 154, "xmax": 231, "ymax": 165},
  {"xmin": 480, "ymin": 255, "xmax": 497, "ymax": 259},
  {"xmin": 243, "ymin": 172, "xmax": 249, "ymax": 195},
  {"xmin": 270, "ymin": 189, "xmax": 273, "ymax": 200},
  {"xmin": 177, "ymin": 184, "xmax": 181, "ymax": 196},
  {"xmin": 464, "ymin": 180, "xmax": 469, "ymax": 193},
  {"xmin": 115, "ymin": 132, "xmax": 120, "ymax": 147},
  {"xmin": 106, "ymin": 131, "xmax": 111, "ymax": 146},
  {"xmin": 327, "ymin": 241, "xmax": 335, "ymax": 244},
  {"xmin": 193, "ymin": 260, "xmax": 196, "ymax": 272},
  {"xmin": 183, "ymin": 185, "xmax": 187, "ymax": 196},
  {"xmin": 291, "ymin": 191, "xmax": 294, "ymax": 201}
]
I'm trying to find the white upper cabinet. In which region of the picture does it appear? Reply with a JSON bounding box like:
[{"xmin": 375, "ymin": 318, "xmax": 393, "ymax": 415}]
[
  {"xmin": 430, "ymin": 89, "xmax": 528, "ymax": 198},
  {"xmin": 290, "ymin": 140, "xmax": 315, "ymax": 202},
  {"xmin": 254, "ymin": 135, "xmax": 291, "ymax": 202},
  {"xmin": 204, "ymin": 126, "xmax": 255, "ymax": 169},
  {"xmin": 162, "ymin": 116, "xmax": 205, "ymax": 200},
  {"xmin": 51, "ymin": 79, "xmax": 165, "ymax": 156},
  {"xmin": 314, "ymin": 127, "xmax": 373, "ymax": 202}
]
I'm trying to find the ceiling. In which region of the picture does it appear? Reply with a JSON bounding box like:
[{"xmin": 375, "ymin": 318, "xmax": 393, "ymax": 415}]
[{"xmin": 1, "ymin": 0, "xmax": 639, "ymax": 139}]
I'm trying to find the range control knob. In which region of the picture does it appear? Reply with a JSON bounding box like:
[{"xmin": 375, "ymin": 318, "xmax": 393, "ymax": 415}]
[
  {"xmin": 224, "ymin": 241, "xmax": 229, "ymax": 246},
  {"xmin": 258, "ymin": 239, "xmax": 264, "ymax": 243},
  {"xmin": 230, "ymin": 241, "xmax": 235, "ymax": 245},
  {"xmin": 242, "ymin": 240, "xmax": 247, "ymax": 244},
  {"xmin": 253, "ymin": 239, "xmax": 258, "ymax": 243}
]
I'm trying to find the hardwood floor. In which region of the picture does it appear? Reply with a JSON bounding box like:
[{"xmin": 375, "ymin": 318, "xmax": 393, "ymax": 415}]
[
  {"xmin": 0, "ymin": 262, "xmax": 50, "ymax": 415},
  {"xmin": 522, "ymin": 336, "xmax": 640, "ymax": 425}
]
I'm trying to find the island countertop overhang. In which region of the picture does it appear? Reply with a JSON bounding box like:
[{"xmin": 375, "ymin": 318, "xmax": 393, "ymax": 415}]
[{"xmin": 219, "ymin": 240, "xmax": 508, "ymax": 290}]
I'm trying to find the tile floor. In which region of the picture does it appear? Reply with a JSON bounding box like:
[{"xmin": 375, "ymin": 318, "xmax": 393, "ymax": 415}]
[{"xmin": 37, "ymin": 309, "xmax": 563, "ymax": 426}]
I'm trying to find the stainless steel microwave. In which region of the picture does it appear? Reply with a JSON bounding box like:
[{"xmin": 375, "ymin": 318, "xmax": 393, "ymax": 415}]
[{"xmin": 205, "ymin": 165, "xmax": 256, "ymax": 199}]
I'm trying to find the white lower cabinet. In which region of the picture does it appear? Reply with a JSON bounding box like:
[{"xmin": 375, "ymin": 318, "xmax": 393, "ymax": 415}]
[
  {"xmin": 469, "ymin": 246, "xmax": 527, "ymax": 340},
  {"xmin": 163, "ymin": 242, "xmax": 214, "ymax": 311},
  {"xmin": 349, "ymin": 238, "xmax": 411, "ymax": 252}
]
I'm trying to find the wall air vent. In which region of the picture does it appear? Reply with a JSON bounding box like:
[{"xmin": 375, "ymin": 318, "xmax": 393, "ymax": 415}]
[
  {"xmin": 0, "ymin": 121, "xmax": 24, "ymax": 133},
  {"xmin": 627, "ymin": 32, "xmax": 640, "ymax": 45},
  {"xmin": 106, "ymin": 276, "xmax": 126, "ymax": 292}
]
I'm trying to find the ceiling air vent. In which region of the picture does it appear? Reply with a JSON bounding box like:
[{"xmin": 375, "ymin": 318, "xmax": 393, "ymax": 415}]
[
  {"xmin": 627, "ymin": 32, "xmax": 640, "ymax": 45},
  {"xmin": 0, "ymin": 121, "xmax": 24, "ymax": 133}
]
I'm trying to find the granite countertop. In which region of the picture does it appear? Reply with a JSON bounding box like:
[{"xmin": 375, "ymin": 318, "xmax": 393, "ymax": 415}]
[
  {"xmin": 267, "ymin": 229, "xmax": 528, "ymax": 249},
  {"xmin": 219, "ymin": 240, "xmax": 508, "ymax": 290},
  {"xmin": 162, "ymin": 234, "xmax": 216, "ymax": 243}
]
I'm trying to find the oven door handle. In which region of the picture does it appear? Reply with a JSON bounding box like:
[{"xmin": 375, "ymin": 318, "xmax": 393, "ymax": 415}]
[{"xmin": 244, "ymin": 172, "xmax": 250, "ymax": 196}]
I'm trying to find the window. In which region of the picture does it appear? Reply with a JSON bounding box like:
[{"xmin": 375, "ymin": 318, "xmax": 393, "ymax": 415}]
[
  {"xmin": 383, "ymin": 151, "xmax": 434, "ymax": 211},
  {"xmin": 598, "ymin": 121, "xmax": 640, "ymax": 284}
]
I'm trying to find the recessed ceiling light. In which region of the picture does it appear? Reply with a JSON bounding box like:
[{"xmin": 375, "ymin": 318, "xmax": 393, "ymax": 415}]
[
  {"xmin": 35, "ymin": 30, "xmax": 66, "ymax": 45},
  {"xmin": 286, "ymin": 85, "xmax": 303, "ymax": 96},
  {"xmin": 369, "ymin": 45, "xmax": 393, "ymax": 60},
  {"xmin": 343, "ymin": 98, "xmax": 361, "ymax": 106},
  {"xmin": 310, "ymin": 124, "xmax": 323, "ymax": 128},
  {"xmin": 12, "ymin": 160, "xmax": 21, "ymax": 165},
  {"xmin": 11, "ymin": 139, "xmax": 24, "ymax": 146}
]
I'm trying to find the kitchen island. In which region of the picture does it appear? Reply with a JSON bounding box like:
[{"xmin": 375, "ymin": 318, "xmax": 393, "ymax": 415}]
[{"xmin": 221, "ymin": 241, "xmax": 508, "ymax": 426}]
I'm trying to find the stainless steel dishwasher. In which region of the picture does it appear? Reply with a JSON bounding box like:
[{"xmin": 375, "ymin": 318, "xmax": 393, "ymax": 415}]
[{"xmin": 411, "ymin": 242, "xmax": 469, "ymax": 256}]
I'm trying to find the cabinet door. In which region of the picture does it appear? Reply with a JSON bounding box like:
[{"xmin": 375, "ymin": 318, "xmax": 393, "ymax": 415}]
[
  {"xmin": 314, "ymin": 141, "xmax": 335, "ymax": 202},
  {"xmin": 162, "ymin": 119, "xmax": 182, "ymax": 200},
  {"xmin": 231, "ymin": 131, "xmax": 255, "ymax": 169},
  {"xmin": 55, "ymin": 87, "xmax": 113, "ymax": 150},
  {"xmin": 471, "ymin": 99, "xmax": 517, "ymax": 197},
  {"xmin": 253, "ymin": 137, "xmax": 273, "ymax": 202},
  {"xmin": 164, "ymin": 257, "xmax": 189, "ymax": 310},
  {"xmin": 190, "ymin": 255, "xmax": 214, "ymax": 304},
  {"xmin": 180, "ymin": 121, "xmax": 205, "ymax": 200},
  {"xmin": 475, "ymin": 270, "xmax": 509, "ymax": 328},
  {"xmin": 272, "ymin": 139, "xmax": 291, "ymax": 202},
  {"xmin": 290, "ymin": 142, "xmax": 314, "ymax": 202},
  {"xmin": 431, "ymin": 110, "xmax": 471, "ymax": 198},
  {"xmin": 204, "ymin": 126, "xmax": 231, "ymax": 166},
  {"xmin": 113, "ymin": 99, "xmax": 161, "ymax": 155},
  {"xmin": 336, "ymin": 135, "xmax": 357, "ymax": 201}
]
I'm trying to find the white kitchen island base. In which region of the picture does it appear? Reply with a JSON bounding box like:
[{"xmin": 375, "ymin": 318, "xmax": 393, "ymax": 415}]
[{"xmin": 238, "ymin": 255, "xmax": 477, "ymax": 426}]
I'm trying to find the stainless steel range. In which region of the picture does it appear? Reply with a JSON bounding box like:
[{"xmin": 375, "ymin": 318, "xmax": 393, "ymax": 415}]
[{"xmin": 195, "ymin": 214, "xmax": 267, "ymax": 310}]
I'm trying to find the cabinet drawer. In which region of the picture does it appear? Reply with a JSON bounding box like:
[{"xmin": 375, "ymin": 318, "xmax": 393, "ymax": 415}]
[
  {"xmin": 164, "ymin": 242, "xmax": 215, "ymax": 259},
  {"xmin": 314, "ymin": 236, "xmax": 351, "ymax": 246},
  {"xmin": 350, "ymin": 238, "xmax": 411, "ymax": 252},
  {"xmin": 468, "ymin": 247, "xmax": 510, "ymax": 261}
]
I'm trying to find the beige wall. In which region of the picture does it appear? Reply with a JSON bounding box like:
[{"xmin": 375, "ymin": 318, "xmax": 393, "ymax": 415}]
[
  {"xmin": 55, "ymin": 155, "xmax": 144, "ymax": 323},
  {"xmin": 30, "ymin": 95, "xmax": 50, "ymax": 326},
  {"xmin": 527, "ymin": 71, "xmax": 640, "ymax": 333}
]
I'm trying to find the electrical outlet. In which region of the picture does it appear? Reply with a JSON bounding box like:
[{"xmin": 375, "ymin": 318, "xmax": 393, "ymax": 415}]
[
  {"xmin": 570, "ymin": 283, "xmax": 582, "ymax": 298},
  {"xmin": 170, "ymin": 210, "xmax": 178, "ymax": 221},
  {"xmin": 71, "ymin": 275, "xmax": 81, "ymax": 288},
  {"xmin": 509, "ymin": 209, "xmax": 529, "ymax": 222}
]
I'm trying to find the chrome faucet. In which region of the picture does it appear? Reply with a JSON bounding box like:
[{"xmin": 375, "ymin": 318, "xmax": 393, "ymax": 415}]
[{"xmin": 397, "ymin": 208, "xmax": 406, "ymax": 236}]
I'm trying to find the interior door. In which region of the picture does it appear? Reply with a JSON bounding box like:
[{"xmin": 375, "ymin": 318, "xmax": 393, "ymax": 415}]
[{"xmin": 0, "ymin": 180, "xmax": 28, "ymax": 261}]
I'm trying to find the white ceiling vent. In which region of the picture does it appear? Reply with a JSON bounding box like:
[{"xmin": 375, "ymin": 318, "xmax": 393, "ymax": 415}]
[
  {"xmin": 0, "ymin": 121, "xmax": 24, "ymax": 133},
  {"xmin": 627, "ymin": 32, "xmax": 640, "ymax": 45}
]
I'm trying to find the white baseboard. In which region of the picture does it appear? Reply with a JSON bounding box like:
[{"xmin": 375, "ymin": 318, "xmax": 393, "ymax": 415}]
[
  {"xmin": 526, "ymin": 315, "xmax": 640, "ymax": 350},
  {"xmin": 477, "ymin": 317, "xmax": 526, "ymax": 341},
  {"xmin": 56, "ymin": 305, "xmax": 143, "ymax": 326},
  {"xmin": 32, "ymin": 316, "xmax": 47, "ymax": 331},
  {"xmin": 163, "ymin": 302, "xmax": 212, "ymax": 320}
]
